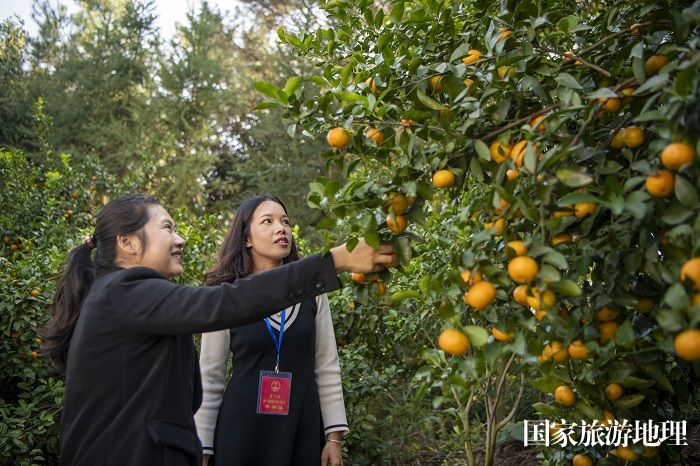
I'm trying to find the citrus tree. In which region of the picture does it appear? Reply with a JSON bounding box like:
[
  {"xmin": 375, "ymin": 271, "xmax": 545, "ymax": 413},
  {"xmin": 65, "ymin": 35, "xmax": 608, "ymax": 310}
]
[{"xmin": 256, "ymin": 0, "xmax": 700, "ymax": 464}]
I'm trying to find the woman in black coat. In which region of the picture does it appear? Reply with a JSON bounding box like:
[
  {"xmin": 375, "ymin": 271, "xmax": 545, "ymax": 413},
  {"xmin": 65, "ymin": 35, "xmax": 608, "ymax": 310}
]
[{"xmin": 43, "ymin": 195, "xmax": 394, "ymax": 466}]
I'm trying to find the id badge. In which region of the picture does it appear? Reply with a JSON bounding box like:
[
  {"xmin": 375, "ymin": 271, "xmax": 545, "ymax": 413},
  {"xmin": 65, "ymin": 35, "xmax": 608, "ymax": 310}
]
[{"xmin": 257, "ymin": 370, "xmax": 292, "ymax": 415}]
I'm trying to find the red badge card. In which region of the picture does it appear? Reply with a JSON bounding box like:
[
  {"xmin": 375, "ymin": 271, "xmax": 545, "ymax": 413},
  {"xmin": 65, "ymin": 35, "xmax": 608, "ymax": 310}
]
[{"xmin": 257, "ymin": 370, "xmax": 292, "ymax": 416}]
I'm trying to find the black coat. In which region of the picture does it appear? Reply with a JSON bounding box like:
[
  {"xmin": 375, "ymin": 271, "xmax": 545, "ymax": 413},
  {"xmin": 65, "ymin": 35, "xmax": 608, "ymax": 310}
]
[{"xmin": 59, "ymin": 253, "xmax": 340, "ymax": 466}]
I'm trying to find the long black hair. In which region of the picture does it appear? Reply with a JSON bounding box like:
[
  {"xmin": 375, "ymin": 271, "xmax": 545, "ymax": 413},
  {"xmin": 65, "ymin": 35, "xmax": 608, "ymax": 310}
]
[
  {"xmin": 43, "ymin": 195, "xmax": 160, "ymax": 373},
  {"xmin": 204, "ymin": 195, "xmax": 299, "ymax": 286}
]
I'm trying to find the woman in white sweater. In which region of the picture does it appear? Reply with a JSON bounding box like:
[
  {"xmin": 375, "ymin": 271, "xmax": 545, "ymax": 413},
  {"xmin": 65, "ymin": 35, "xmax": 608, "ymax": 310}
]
[{"xmin": 195, "ymin": 195, "xmax": 348, "ymax": 466}]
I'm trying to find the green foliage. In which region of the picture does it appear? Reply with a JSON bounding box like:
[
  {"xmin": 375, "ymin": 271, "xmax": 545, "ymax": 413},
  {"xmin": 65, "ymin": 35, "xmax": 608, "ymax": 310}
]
[{"xmin": 267, "ymin": 0, "xmax": 700, "ymax": 464}]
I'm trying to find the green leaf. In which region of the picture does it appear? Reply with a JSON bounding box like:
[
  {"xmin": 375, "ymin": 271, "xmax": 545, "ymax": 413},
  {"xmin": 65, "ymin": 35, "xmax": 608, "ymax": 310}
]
[
  {"xmin": 548, "ymin": 280, "xmax": 581, "ymax": 296},
  {"xmin": 675, "ymin": 175, "xmax": 699, "ymax": 207},
  {"xmin": 663, "ymin": 283, "xmax": 690, "ymax": 312},
  {"xmin": 364, "ymin": 229, "xmax": 380, "ymax": 249},
  {"xmin": 662, "ymin": 204, "xmax": 693, "ymax": 225},
  {"xmin": 254, "ymin": 81, "xmax": 286, "ymax": 102},
  {"xmin": 554, "ymin": 72, "xmax": 582, "ymax": 89},
  {"xmin": 474, "ymin": 140, "xmax": 490, "ymax": 161},
  {"xmin": 340, "ymin": 61, "xmax": 354, "ymax": 87},
  {"xmin": 450, "ymin": 43, "xmax": 469, "ymax": 63},
  {"xmin": 557, "ymin": 192, "xmax": 598, "ymax": 206},
  {"xmin": 463, "ymin": 325, "xmax": 489, "ymax": 347},
  {"xmin": 390, "ymin": 289, "xmax": 421, "ymax": 301},
  {"xmin": 532, "ymin": 402, "xmax": 559, "ymax": 417},
  {"xmin": 636, "ymin": 75, "xmax": 668, "ymax": 94},
  {"xmin": 614, "ymin": 394, "xmax": 645, "ymax": 409},
  {"xmin": 618, "ymin": 376, "xmax": 655, "ymax": 390},
  {"xmin": 283, "ymin": 76, "xmax": 302, "ymax": 96},
  {"xmin": 416, "ymin": 89, "xmax": 445, "ymax": 110},
  {"xmin": 389, "ymin": 1, "xmax": 404, "ymax": 23},
  {"xmin": 556, "ymin": 168, "xmax": 593, "ymax": 188}
]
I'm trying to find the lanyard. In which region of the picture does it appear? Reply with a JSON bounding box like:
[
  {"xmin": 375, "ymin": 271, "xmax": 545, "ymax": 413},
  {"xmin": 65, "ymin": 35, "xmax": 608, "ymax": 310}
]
[{"xmin": 264, "ymin": 310, "xmax": 286, "ymax": 373}]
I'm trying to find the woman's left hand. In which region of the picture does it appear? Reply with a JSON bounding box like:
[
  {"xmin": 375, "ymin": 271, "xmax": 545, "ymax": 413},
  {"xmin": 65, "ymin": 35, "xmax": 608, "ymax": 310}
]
[{"xmin": 321, "ymin": 440, "xmax": 343, "ymax": 466}]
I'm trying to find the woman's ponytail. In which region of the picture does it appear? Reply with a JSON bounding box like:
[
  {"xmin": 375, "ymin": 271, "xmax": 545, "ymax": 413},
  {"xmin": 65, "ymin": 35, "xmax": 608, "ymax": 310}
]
[{"xmin": 43, "ymin": 242, "xmax": 95, "ymax": 374}]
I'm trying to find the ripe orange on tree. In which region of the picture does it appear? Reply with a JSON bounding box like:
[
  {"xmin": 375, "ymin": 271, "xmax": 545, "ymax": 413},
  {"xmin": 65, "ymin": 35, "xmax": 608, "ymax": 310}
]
[
  {"xmin": 595, "ymin": 307, "xmax": 619, "ymax": 322},
  {"xmin": 572, "ymin": 453, "xmax": 593, "ymax": 466},
  {"xmin": 386, "ymin": 214, "xmax": 408, "ymax": 233},
  {"xmin": 644, "ymin": 54, "xmax": 669, "ymax": 75},
  {"xmin": 496, "ymin": 28, "xmax": 511, "ymax": 41},
  {"xmin": 510, "ymin": 140, "xmax": 530, "ymax": 168},
  {"xmin": 527, "ymin": 288, "xmax": 555, "ymax": 311},
  {"xmin": 491, "ymin": 327, "xmax": 513, "ymax": 342},
  {"xmin": 574, "ymin": 202, "xmax": 596, "ymax": 219},
  {"xmin": 429, "ymin": 75, "xmax": 444, "ymax": 91},
  {"xmin": 385, "ymin": 192, "xmax": 409, "ymax": 215},
  {"xmin": 568, "ymin": 340, "xmax": 590, "ymax": 360},
  {"xmin": 366, "ymin": 127, "xmax": 384, "ymax": 144},
  {"xmin": 327, "ymin": 127, "xmax": 351, "ymax": 148},
  {"xmin": 506, "ymin": 169, "xmax": 519, "ymax": 181},
  {"xmin": 376, "ymin": 281, "xmax": 387, "ymax": 296},
  {"xmin": 680, "ymin": 257, "xmax": 700, "ymax": 289},
  {"xmin": 31, "ymin": 288, "xmax": 41, "ymax": 298},
  {"xmin": 674, "ymin": 329, "xmax": 700, "ymax": 361},
  {"xmin": 549, "ymin": 341, "xmax": 569, "ymax": 364},
  {"xmin": 432, "ymin": 169, "xmax": 455, "ymax": 188},
  {"xmin": 461, "ymin": 269, "xmax": 483, "ymax": 286},
  {"xmin": 484, "ymin": 218, "xmax": 505, "ymax": 236},
  {"xmin": 605, "ymin": 383, "xmax": 623, "ymax": 401},
  {"xmin": 551, "ymin": 233, "xmax": 572, "ymax": 246},
  {"xmin": 598, "ymin": 321, "xmax": 619, "ymax": 343},
  {"xmin": 600, "ymin": 97, "xmax": 622, "ymax": 113},
  {"xmin": 661, "ymin": 142, "xmax": 695, "ymax": 170},
  {"xmin": 489, "ymin": 141, "xmax": 511, "ymax": 164},
  {"xmin": 622, "ymin": 126, "xmax": 645, "ymax": 148},
  {"xmin": 364, "ymin": 77, "xmax": 379, "ymax": 95},
  {"xmin": 507, "ymin": 256, "xmax": 538, "ymax": 283},
  {"xmin": 513, "ymin": 285, "xmax": 528, "ymax": 305},
  {"xmin": 461, "ymin": 49, "xmax": 482, "ymax": 65},
  {"xmin": 529, "ymin": 114, "xmax": 545, "ymax": 131},
  {"xmin": 645, "ymin": 170, "xmax": 675, "ymax": 197},
  {"xmin": 505, "ymin": 240, "xmax": 527, "ymax": 257},
  {"xmin": 612, "ymin": 446, "xmax": 638, "ymax": 462},
  {"xmin": 464, "ymin": 281, "xmax": 497, "ymax": 310},
  {"xmin": 438, "ymin": 328, "xmax": 470, "ymax": 355},
  {"xmin": 554, "ymin": 385, "xmax": 576, "ymax": 406}
]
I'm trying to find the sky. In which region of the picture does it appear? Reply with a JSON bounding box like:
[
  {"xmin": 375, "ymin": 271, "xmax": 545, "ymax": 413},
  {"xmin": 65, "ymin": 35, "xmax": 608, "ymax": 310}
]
[{"xmin": 0, "ymin": 0, "xmax": 242, "ymax": 38}]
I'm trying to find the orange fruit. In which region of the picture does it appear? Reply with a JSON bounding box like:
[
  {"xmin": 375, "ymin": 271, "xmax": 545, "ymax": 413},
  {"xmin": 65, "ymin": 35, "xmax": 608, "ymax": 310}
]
[
  {"xmin": 365, "ymin": 77, "xmax": 379, "ymax": 95},
  {"xmin": 508, "ymin": 256, "xmax": 538, "ymax": 283},
  {"xmin": 505, "ymin": 240, "xmax": 527, "ymax": 257},
  {"xmin": 630, "ymin": 23, "xmax": 642, "ymax": 35},
  {"xmin": 460, "ymin": 269, "xmax": 483, "ymax": 286},
  {"xmin": 595, "ymin": 307, "xmax": 619, "ymax": 322},
  {"xmin": 463, "ymin": 78, "xmax": 474, "ymax": 88},
  {"xmin": 438, "ymin": 328, "xmax": 470, "ymax": 355},
  {"xmin": 551, "ymin": 233, "xmax": 572, "ymax": 246},
  {"xmin": 432, "ymin": 169, "xmax": 455, "ymax": 188},
  {"xmin": 327, "ymin": 127, "xmax": 351, "ymax": 148},
  {"xmin": 366, "ymin": 127, "xmax": 384, "ymax": 144},
  {"xmin": 674, "ymin": 329, "xmax": 700, "ymax": 360},
  {"xmin": 554, "ymin": 385, "xmax": 576, "ymax": 406},
  {"xmin": 610, "ymin": 130, "xmax": 625, "ymax": 149},
  {"xmin": 462, "ymin": 49, "xmax": 482, "ymax": 65},
  {"xmin": 535, "ymin": 309, "xmax": 549, "ymax": 321},
  {"xmin": 598, "ymin": 321, "xmax": 619, "ymax": 343},
  {"xmin": 31, "ymin": 350, "xmax": 38, "ymax": 359},
  {"xmin": 680, "ymin": 257, "xmax": 700, "ymax": 288},
  {"xmin": 491, "ymin": 327, "xmax": 513, "ymax": 342},
  {"xmin": 496, "ymin": 28, "xmax": 511, "ymax": 41},
  {"xmin": 497, "ymin": 65, "xmax": 515, "ymax": 79},
  {"xmin": 645, "ymin": 170, "xmax": 675, "ymax": 197},
  {"xmin": 636, "ymin": 297, "xmax": 655, "ymax": 313},
  {"xmin": 527, "ymin": 288, "xmax": 555, "ymax": 310},
  {"xmin": 484, "ymin": 218, "xmax": 505, "ymax": 236},
  {"xmin": 605, "ymin": 383, "xmax": 623, "ymax": 401},
  {"xmin": 694, "ymin": 293, "xmax": 700, "ymax": 305},
  {"xmin": 513, "ymin": 285, "xmax": 528, "ymax": 304},
  {"xmin": 641, "ymin": 446, "xmax": 658, "ymax": 458},
  {"xmin": 529, "ymin": 114, "xmax": 545, "ymax": 131},
  {"xmin": 572, "ymin": 454, "xmax": 593, "ymax": 466},
  {"xmin": 612, "ymin": 446, "xmax": 638, "ymax": 462},
  {"xmin": 430, "ymin": 75, "xmax": 444, "ymax": 91},
  {"xmin": 465, "ymin": 281, "xmax": 497, "ymax": 309},
  {"xmin": 376, "ymin": 281, "xmax": 387, "ymax": 296},
  {"xmin": 622, "ymin": 126, "xmax": 645, "ymax": 148},
  {"xmin": 549, "ymin": 341, "xmax": 569, "ymax": 364},
  {"xmin": 510, "ymin": 140, "xmax": 528, "ymax": 168},
  {"xmin": 386, "ymin": 214, "xmax": 408, "ymax": 233},
  {"xmin": 506, "ymin": 169, "xmax": 519, "ymax": 181},
  {"xmin": 538, "ymin": 344, "xmax": 553, "ymax": 362},
  {"xmin": 386, "ymin": 192, "xmax": 409, "ymax": 215},
  {"xmin": 30, "ymin": 288, "xmax": 41, "ymax": 298},
  {"xmin": 661, "ymin": 142, "xmax": 695, "ymax": 170},
  {"xmin": 399, "ymin": 118, "xmax": 416, "ymax": 127},
  {"xmin": 574, "ymin": 202, "xmax": 597, "ymax": 219},
  {"xmin": 552, "ymin": 209, "xmax": 574, "ymax": 218},
  {"xmin": 601, "ymin": 97, "xmax": 622, "ymax": 113},
  {"xmin": 568, "ymin": 340, "xmax": 590, "ymax": 360},
  {"xmin": 644, "ymin": 54, "xmax": 669, "ymax": 75},
  {"xmin": 350, "ymin": 272, "xmax": 378, "ymax": 284},
  {"xmin": 489, "ymin": 141, "xmax": 511, "ymax": 164},
  {"xmin": 601, "ymin": 410, "xmax": 615, "ymax": 425}
]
